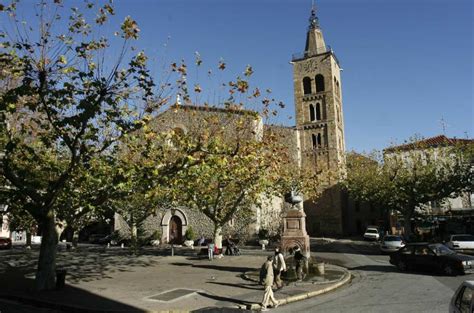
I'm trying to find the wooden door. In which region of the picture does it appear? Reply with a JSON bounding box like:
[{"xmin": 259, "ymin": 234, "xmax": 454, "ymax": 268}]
[{"xmin": 169, "ymin": 216, "xmax": 182, "ymax": 244}]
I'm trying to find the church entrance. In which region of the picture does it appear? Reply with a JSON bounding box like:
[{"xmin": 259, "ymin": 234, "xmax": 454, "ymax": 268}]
[{"xmin": 169, "ymin": 216, "xmax": 183, "ymax": 244}]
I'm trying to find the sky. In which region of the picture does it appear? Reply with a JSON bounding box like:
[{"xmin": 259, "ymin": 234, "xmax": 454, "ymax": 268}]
[{"xmin": 10, "ymin": 0, "xmax": 474, "ymax": 152}]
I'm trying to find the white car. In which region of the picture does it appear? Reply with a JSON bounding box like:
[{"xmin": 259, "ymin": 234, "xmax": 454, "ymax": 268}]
[
  {"xmin": 449, "ymin": 281, "xmax": 473, "ymax": 313},
  {"xmin": 363, "ymin": 227, "xmax": 380, "ymax": 241},
  {"xmin": 446, "ymin": 234, "xmax": 474, "ymax": 254},
  {"xmin": 380, "ymin": 235, "xmax": 405, "ymax": 253}
]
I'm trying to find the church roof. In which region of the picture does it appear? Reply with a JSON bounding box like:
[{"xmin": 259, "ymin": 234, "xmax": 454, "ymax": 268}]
[
  {"xmin": 384, "ymin": 135, "xmax": 474, "ymax": 153},
  {"xmin": 164, "ymin": 104, "xmax": 259, "ymax": 117}
]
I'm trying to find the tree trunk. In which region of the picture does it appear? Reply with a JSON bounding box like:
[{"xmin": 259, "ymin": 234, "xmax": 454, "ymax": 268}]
[
  {"xmin": 26, "ymin": 231, "xmax": 32, "ymax": 248},
  {"xmin": 72, "ymin": 228, "xmax": 79, "ymax": 248},
  {"xmin": 403, "ymin": 210, "xmax": 414, "ymax": 238},
  {"xmin": 131, "ymin": 221, "xmax": 138, "ymax": 254},
  {"xmin": 35, "ymin": 211, "xmax": 59, "ymax": 291},
  {"xmin": 213, "ymin": 224, "xmax": 223, "ymax": 249}
]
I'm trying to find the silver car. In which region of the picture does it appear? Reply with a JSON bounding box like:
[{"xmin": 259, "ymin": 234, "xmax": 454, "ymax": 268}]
[
  {"xmin": 449, "ymin": 281, "xmax": 473, "ymax": 313},
  {"xmin": 380, "ymin": 235, "xmax": 405, "ymax": 253}
]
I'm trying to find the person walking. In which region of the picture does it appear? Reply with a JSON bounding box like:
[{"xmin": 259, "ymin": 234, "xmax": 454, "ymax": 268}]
[
  {"xmin": 261, "ymin": 256, "xmax": 279, "ymax": 311},
  {"xmin": 273, "ymin": 247, "xmax": 286, "ymax": 289}
]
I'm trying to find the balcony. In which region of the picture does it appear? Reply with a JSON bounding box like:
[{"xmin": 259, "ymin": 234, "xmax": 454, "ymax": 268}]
[{"xmin": 292, "ymin": 46, "xmax": 340, "ymax": 65}]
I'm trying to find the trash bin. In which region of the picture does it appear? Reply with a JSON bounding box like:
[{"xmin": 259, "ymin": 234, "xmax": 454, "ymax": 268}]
[{"xmin": 56, "ymin": 269, "xmax": 67, "ymax": 290}]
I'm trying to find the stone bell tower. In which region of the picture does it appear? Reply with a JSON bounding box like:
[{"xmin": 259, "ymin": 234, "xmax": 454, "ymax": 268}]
[{"xmin": 291, "ymin": 5, "xmax": 346, "ymax": 235}]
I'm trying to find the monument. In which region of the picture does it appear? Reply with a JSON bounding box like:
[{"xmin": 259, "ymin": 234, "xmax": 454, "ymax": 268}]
[{"xmin": 280, "ymin": 191, "xmax": 311, "ymax": 257}]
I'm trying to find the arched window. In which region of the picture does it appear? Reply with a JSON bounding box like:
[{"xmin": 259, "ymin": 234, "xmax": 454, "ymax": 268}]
[
  {"xmin": 336, "ymin": 81, "xmax": 340, "ymax": 96},
  {"xmin": 309, "ymin": 104, "xmax": 315, "ymax": 121},
  {"xmin": 312, "ymin": 134, "xmax": 317, "ymax": 148},
  {"xmin": 315, "ymin": 74, "xmax": 325, "ymax": 92},
  {"xmin": 303, "ymin": 77, "xmax": 312, "ymax": 95},
  {"xmin": 316, "ymin": 103, "xmax": 321, "ymax": 121},
  {"xmin": 317, "ymin": 133, "xmax": 322, "ymax": 146}
]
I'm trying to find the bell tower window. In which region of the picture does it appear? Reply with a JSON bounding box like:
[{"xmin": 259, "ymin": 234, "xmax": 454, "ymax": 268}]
[
  {"xmin": 303, "ymin": 77, "xmax": 312, "ymax": 95},
  {"xmin": 312, "ymin": 133, "xmax": 322, "ymax": 149},
  {"xmin": 315, "ymin": 74, "xmax": 325, "ymax": 92},
  {"xmin": 316, "ymin": 103, "xmax": 321, "ymax": 120},
  {"xmin": 309, "ymin": 104, "xmax": 315, "ymax": 121}
]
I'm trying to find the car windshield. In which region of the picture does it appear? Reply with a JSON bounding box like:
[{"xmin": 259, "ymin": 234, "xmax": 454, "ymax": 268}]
[
  {"xmin": 452, "ymin": 235, "xmax": 474, "ymax": 242},
  {"xmin": 384, "ymin": 236, "xmax": 402, "ymax": 242},
  {"xmin": 366, "ymin": 229, "xmax": 378, "ymax": 233},
  {"xmin": 429, "ymin": 244, "xmax": 455, "ymax": 256}
]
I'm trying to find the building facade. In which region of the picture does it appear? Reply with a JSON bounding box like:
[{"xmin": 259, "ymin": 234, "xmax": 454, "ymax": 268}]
[
  {"xmin": 114, "ymin": 6, "xmax": 355, "ymax": 242},
  {"xmin": 291, "ymin": 7, "xmax": 347, "ymax": 236}
]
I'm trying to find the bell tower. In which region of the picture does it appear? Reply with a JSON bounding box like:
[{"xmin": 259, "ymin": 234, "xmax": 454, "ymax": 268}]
[{"xmin": 292, "ymin": 4, "xmax": 346, "ymax": 235}]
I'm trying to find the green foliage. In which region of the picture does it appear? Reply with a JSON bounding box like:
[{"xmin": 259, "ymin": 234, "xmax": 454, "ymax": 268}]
[
  {"xmin": 258, "ymin": 228, "xmax": 269, "ymax": 240},
  {"xmin": 0, "ymin": 0, "xmax": 159, "ymax": 290},
  {"xmin": 344, "ymin": 138, "xmax": 473, "ymax": 235},
  {"xmin": 150, "ymin": 230, "xmax": 162, "ymax": 241},
  {"xmin": 184, "ymin": 226, "xmax": 196, "ymax": 241}
]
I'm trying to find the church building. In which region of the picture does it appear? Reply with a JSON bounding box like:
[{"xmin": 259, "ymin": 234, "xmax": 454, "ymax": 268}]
[{"xmin": 114, "ymin": 6, "xmax": 378, "ymax": 242}]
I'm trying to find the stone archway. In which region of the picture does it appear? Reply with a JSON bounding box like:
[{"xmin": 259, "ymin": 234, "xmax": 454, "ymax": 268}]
[{"xmin": 161, "ymin": 209, "xmax": 188, "ymax": 244}]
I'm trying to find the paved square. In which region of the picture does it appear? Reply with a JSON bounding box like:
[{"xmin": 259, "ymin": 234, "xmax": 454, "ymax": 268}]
[{"xmin": 148, "ymin": 288, "xmax": 199, "ymax": 302}]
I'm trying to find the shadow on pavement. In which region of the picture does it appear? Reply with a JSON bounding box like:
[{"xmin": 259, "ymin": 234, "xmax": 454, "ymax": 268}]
[
  {"xmin": 192, "ymin": 307, "xmax": 253, "ymax": 312},
  {"xmin": 207, "ymin": 281, "xmax": 261, "ymax": 290},
  {"xmin": 311, "ymin": 240, "xmax": 383, "ymax": 256},
  {"xmin": 0, "ymin": 249, "xmax": 163, "ymax": 312},
  {"xmin": 349, "ymin": 264, "xmax": 455, "ymax": 277},
  {"xmin": 170, "ymin": 262, "xmax": 255, "ymax": 273},
  {"xmin": 0, "ymin": 266, "xmax": 146, "ymax": 312},
  {"xmin": 196, "ymin": 291, "xmax": 254, "ymax": 307}
]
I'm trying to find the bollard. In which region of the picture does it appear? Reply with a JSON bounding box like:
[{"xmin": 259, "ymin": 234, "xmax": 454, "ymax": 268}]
[{"xmin": 56, "ymin": 269, "xmax": 67, "ymax": 290}]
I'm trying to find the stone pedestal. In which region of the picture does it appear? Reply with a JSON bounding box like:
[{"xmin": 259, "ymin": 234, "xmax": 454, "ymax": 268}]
[{"xmin": 281, "ymin": 209, "xmax": 310, "ymax": 257}]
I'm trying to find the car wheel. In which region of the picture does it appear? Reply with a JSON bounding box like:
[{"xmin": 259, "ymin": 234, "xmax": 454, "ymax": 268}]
[
  {"xmin": 397, "ymin": 260, "xmax": 407, "ymax": 271},
  {"xmin": 443, "ymin": 264, "xmax": 457, "ymax": 276}
]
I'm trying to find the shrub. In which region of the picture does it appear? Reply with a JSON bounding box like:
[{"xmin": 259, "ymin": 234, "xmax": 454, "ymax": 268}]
[
  {"xmin": 184, "ymin": 226, "xmax": 196, "ymax": 241},
  {"xmin": 258, "ymin": 228, "xmax": 269, "ymax": 240}
]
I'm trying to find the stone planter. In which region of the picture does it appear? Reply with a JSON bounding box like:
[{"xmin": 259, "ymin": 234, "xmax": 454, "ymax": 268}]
[
  {"xmin": 259, "ymin": 239, "xmax": 269, "ymax": 250},
  {"xmin": 184, "ymin": 240, "xmax": 194, "ymax": 249}
]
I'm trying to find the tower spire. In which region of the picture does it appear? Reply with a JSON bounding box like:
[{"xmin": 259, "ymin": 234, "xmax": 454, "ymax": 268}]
[
  {"xmin": 304, "ymin": 1, "xmax": 326, "ymax": 56},
  {"xmin": 309, "ymin": 0, "xmax": 320, "ymax": 29}
]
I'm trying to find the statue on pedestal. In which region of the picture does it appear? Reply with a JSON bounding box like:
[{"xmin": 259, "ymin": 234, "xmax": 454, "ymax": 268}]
[{"xmin": 280, "ymin": 190, "xmax": 311, "ymax": 258}]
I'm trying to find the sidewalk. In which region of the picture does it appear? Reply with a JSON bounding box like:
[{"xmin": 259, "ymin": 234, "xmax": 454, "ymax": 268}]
[{"xmin": 0, "ymin": 247, "xmax": 351, "ymax": 312}]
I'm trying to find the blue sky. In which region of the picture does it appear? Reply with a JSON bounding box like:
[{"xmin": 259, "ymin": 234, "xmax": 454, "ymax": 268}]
[{"xmin": 12, "ymin": 0, "xmax": 474, "ymax": 152}]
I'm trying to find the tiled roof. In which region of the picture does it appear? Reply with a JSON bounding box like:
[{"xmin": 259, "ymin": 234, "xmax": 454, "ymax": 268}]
[{"xmin": 384, "ymin": 135, "xmax": 474, "ymax": 153}]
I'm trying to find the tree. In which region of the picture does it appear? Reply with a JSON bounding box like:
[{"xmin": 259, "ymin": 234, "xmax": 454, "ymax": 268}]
[
  {"xmin": 55, "ymin": 156, "xmax": 115, "ymax": 248},
  {"xmin": 344, "ymin": 139, "xmax": 473, "ymax": 236},
  {"xmin": 0, "ymin": 1, "xmax": 156, "ymax": 290}
]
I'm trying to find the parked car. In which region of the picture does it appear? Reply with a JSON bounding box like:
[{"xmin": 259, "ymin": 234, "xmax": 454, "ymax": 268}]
[
  {"xmin": 0, "ymin": 237, "xmax": 12, "ymax": 249},
  {"xmin": 390, "ymin": 243, "xmax": 474, "ymax": 276},
  {"xmin": 363, "ymin": 227, "xmax": 380, "ymax": 241},
  {"xmin": 449, "ymin": 281, "xmax": 473, "ymax": 313},
  {"xmin": 446, "ymin": 234, "xmax": 474, "ymax": 254},
  {"xmin": 380, "ymin": 235, "xmax": 405, "ymax": 253}
]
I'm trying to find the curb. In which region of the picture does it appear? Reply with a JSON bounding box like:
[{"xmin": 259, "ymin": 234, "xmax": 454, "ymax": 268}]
[
  {"xmin": 243, "ymin": 264, "xmax": 348, "ymax": 286},
  {"xmin": 237, "ymin": 268, "xmax": 352, "ymax": 311}
]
